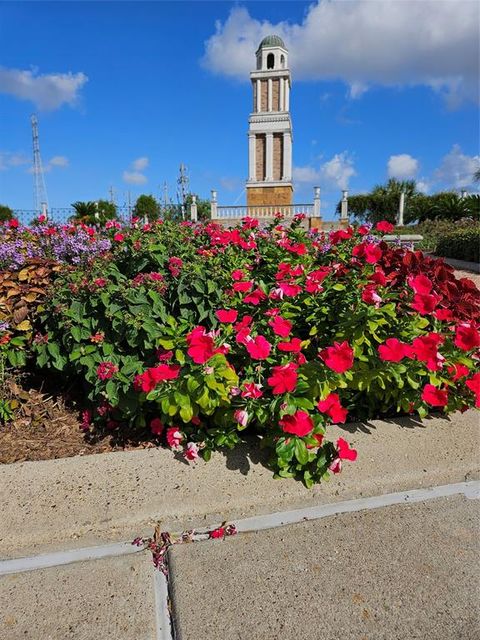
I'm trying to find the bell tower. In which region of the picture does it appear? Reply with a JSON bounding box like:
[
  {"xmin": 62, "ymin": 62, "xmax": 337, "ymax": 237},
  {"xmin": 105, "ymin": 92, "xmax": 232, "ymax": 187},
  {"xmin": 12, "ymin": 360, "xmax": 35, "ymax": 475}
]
[{"xmin": 246, "ymin": 35, "xmax": 293, "ymax": 207}]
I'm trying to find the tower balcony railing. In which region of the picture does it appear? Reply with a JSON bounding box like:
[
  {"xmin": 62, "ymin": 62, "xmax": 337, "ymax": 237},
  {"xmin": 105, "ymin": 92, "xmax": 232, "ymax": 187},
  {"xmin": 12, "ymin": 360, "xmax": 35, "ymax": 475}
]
[{"xmin": 213, "ymin": 204, "xmax": 313, "ymax": 219}]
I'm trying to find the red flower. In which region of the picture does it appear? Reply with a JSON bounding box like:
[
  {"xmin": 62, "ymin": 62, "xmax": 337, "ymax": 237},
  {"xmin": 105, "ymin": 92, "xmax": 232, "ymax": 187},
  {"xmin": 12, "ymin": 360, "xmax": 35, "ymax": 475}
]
[
  {"xmin": 187, "ymin": 326, "xmax": 215, "ymax": 364},
  {"xmin": 447, "ymin": 363, "xmax": 470, "ymax": 381},
  {"xmin": 97, "ymin": 361, "xmax": 118, "ymax": 380},
  {"xmin": 269, "ymin": 315, "xmax": 292, "ymax": 338},
  {"xmin": 113, "ymin": 233, "xmax": 124, "ymax": 242},
  {"xmin": 267, "ymin": 362, "xmax": 298, "ymax": 394},
  {"xmin": 231, "ymin": 269, "xmax": 246, "ymax": 281},
  {"xmin": 244, "ymin": 287, "xmax": 267, "ymax": 305},
  {"xmin": 305, "ymin": 268, "xmax": 330, "ymax": 293},
  {"xmin": 435, "ymin": 308, "xmax": 453, "ymax": 321},
  {"xmin": 317, "ymin": 393, "xmax": 348, "ymax": 423},
  {"xmin": 320, "ymin": 341, "xmax": 354, "ymax": 373},
  {"xmin": 361, "ymin": 285, "xmax": 382, "ymax": 305},
  {"xmin": 353, "ymin": 242, "xmax": 382, "ymax": 264},
  {"xmin": 8, "ymin": 218, "xmax": 19, "ymax": 229},
  {"xmin": 276, "ymin": 282, "xmax": 302, "ymax": 297},
  {"xmin": 183, "ymin": 442, "xmax": 199, "ymax": 462},
  {"xmin": 233, "ymin": 281, "xmax": 253, "ymax": 293},
  {"xmin": 337, "ymin": 437, "xmax": 357, "ymax": 461},
  {"xmin": 93, "ymin": 278, "xmax": 107, "ymax": 287},
  {"xmin": 216, "ymin": 309, "xmax": 238, "ymax": 323},
  {"xmin": 241, "ymin": 382, "xmax": 264, "ymax": 399},
  {"xmin": 466, "ymin": 373, "xmax": 480, "ymax": 407},
  {"xmin": 375, "ymin": 221, "xmax": 394, "ymax": 233},
  {"xmin": 168, "ymin": 256, "xmax": 183, "ymax": 277},
  {"xmin": 357, "ymin": 224, "xmax": 370, "ymax": 235},
  {"xmin": 278, "ymin": 337, "xmax": 303, "ymax": 353},
  {"xmin": 421, "ymin": 384, "xmax": 448, "ymax": 407},
  {"xmin": 245, "ymin": 335, "xmax": 271, "ymax": 360},
  {"xmin": 166, "ymin": 427, "xmax": 183, "ymax": 449},
  {"xmin": 210, "ymin": 527, "xmax": 225, "ymax": 539},
  {"xmin": 279, "ymin": 410, "xmax": 314, "ymax": 437},
  {"xmin": 411, "ymin": 292, "xmax": 440, "ymax": 315},
  {"xmin": 408, "ymin": 274, "xmax": 432, "ymax": 295},
  {"xmin": 410, "ymin": 333, "xmax": 444, "ymax": 371},
  {"xmin": 378, "ymin": 338, "xmax": 409, "ymax": 362},
  {"xmin": 454, "ymin": 323, "xmax": 480, "ymax": 351},
  {"xmin": 134, "ymin": 364, "xmax": 181, "ymax": 392},
  {"xmin": 150, "ymin": 418, "xmax": 164, "ymax": 436}
]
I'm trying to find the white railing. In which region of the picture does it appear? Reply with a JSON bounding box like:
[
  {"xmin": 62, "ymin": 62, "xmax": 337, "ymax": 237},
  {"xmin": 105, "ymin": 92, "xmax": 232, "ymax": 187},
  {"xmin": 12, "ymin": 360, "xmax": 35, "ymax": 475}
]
[{"xmin": 214, "ymin": 204, "xmax": 313, "ymax": 219}]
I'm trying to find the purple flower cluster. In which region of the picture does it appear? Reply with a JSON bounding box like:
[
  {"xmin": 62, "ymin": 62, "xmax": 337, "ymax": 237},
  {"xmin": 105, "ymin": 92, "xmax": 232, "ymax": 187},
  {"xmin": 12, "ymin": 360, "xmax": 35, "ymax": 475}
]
[{"xmin": 0, "ymin": 225, "xmax": 111, "ymax": 269}]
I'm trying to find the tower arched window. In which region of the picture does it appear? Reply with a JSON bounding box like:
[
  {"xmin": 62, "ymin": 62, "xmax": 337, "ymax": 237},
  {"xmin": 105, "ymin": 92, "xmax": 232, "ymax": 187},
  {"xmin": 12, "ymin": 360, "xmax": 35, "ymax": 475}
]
[
  {"xmin": 267, "ymin": 53, "xmax": 275, "ymax": 69},
  {"xmin": 280, "ymin": 54, "xmax": 285, "ymax": 68}
]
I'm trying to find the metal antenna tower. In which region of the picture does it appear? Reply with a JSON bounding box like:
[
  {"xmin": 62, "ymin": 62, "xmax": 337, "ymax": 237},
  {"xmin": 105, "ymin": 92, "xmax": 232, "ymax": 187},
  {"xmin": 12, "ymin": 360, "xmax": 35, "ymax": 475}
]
[
  {"xmin": 177, "ymin": 163, "xmax": 190, "ymax": 218},
  {"xmin": 31, "ymin": 115, "xmax": 49, "ymax": 214}
]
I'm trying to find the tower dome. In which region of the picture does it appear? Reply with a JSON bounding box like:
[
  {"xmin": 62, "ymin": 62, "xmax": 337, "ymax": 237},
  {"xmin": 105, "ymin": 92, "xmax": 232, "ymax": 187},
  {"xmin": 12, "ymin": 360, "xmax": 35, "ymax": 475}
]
[{"xmin": 257, "ymin": 35, "xmax": 286, "ymax": 51}]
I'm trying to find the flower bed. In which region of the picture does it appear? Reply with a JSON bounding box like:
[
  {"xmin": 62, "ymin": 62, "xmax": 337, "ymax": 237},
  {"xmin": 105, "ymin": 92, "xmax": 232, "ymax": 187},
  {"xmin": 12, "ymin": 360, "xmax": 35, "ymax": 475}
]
[{"xmin": 1, "ymin": 216, "xmax": 479, "ymax": 486}]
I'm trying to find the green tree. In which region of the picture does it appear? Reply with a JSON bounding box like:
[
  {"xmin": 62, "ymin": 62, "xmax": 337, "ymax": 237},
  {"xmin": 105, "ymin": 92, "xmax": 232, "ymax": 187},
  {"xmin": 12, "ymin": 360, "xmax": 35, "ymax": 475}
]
[
  {"xmin": 70, "ymin": 200, "xmax": 117, "ymax": 225},
  {"xmin": 133, "ymin": 194, "xmax": 161, "ymax": 221},
  {"xmin": 184, "ymin": 193, "xmax": 211, "ymax": 221},
  {"xmin": 0, "ymin": 204, "xmax": 13, "ymax": 223}
]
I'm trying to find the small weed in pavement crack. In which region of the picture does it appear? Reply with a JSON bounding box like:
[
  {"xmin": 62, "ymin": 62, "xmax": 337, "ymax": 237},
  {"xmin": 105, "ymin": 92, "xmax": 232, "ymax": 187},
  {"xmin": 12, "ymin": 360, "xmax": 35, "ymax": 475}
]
[{"xmin": 132, "ymin": 521, "xmax": 237, "ymax": 574}]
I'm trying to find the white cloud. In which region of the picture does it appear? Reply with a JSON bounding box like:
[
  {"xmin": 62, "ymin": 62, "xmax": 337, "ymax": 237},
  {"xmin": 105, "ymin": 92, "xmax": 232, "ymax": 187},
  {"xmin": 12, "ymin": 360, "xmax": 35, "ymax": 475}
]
[
  {"xmin": 388, "ymin": 154, "xmax": 419, "ymax": 180},
  {"xmin": 0, "ymin": 151, "xmax": 29, "ymax": 171},
  {"xmin": 202, "ymin": 2, "xmax": 479, "ymax": 105},
  {"xmin": 0, "ymin": 66, "xmax": 87, "ymax": 110},
  {"xmin": 49, "ymin": 155, "xmax": 69, "ymax": 168},
  {"xmin": 122, "ymin": 157, "xmax": 149, "ymax": 185},
  {"xmin": 434, "ymin": 144, "xmax": 480, "ymax": 189},
  {"xmin": 123, "ymin": 171, "xmax": 147, "ymax": 185},
  {"xmin": 132, "ymin": 157, "xmax": 149, "ymax": 171},
  {"xmin": 294, "ymin": 152, "xmax": 356, "ymax": 191},
  {"xmin": 416, "ymin": 179, "xmax": 431, "ymax": 194}
]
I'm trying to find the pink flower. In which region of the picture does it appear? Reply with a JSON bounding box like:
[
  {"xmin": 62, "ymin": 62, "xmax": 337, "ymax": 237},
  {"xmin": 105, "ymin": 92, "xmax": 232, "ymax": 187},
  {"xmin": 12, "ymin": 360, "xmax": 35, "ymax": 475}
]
[
  {"xmin": 150, "ymin": 418, "xmax": 164, "ymax": 436},
  {"xmin": 113, "ymin": 233, "xmax": 124, "ymax": 242},
  {"xmin": 245, "ymin": 335, "xmax": 271, "ymax": 360},
  {"xmin": 183, "ymin": 442, "xmax": 199, "ymax": 462},
  {"xmin": 187, "ymin": 326, "xmax": 215, "ymax": 364},
  {"xmin": 410, "ymin": 333, "xmax": 444, "ymax": 371},
  {"xmin": 277, "ymin": 282, "xmax": 302, "ymax": 297},
  {"xmin": 93, "ymin": 278, "xmax": 107, "ymax": 287},
  {"xmin": 279, "ymin": 410, "xmax": 314, "ymax": 437},
  {"xmin": 97, "ymin": 361, "xmax": 118, "ymax": 380},
  {"xmin": 233, "ymin": 281, "xmax": 253, "ymax": 293},
  {"xmin": 210, "ymin": 526, "xmax": 226, "ymax": 539},
  {"xmin": 317, "ymin": 393, "xmax": 348, "ymax": 423},
  {"xmin": 241, "ymin": 382, "xmax": 263, "ymax": 399},
  {"xmin": 278, "ymin": 337, "xmax": 303, "ymax": 353},
  {"xmin": 454, "ymin": 323, "xmax": 480, "ymax": 351},
  {"xmin": 305, "ymin": 268, "xmax": 330, "ymax": 293},
  {"xmin": 378, "ymin": 338, "xmax": 409, "ymax": 362},
  {"xmin": 376, "ymin": 220, "xmax": 394, "ymax": 233},
  {"xmin": 234, "ymin": 409, "xmax": 249, "ymax": 427},
  {"xmin": 421, "ymin": 384, "xmax": 448, "ymax": 407},
  {"xmin": 320, "ymin": 341, "xmax": 354, "ymax": 373},
  {"xmin": 466, "ymin": 373, "xmax": 480, "ymax": 407},
  {"xmin": 408, "ymin": 274, "xmax": 432, "ymax": 295},
  {"xmin": 216, "ymin": 309, "xmax": 238, "ymax": 323},
  {"xmin": 362, "ymin": 286, "xmax": 382, "ymax": 306},
  {"xmin": 231, "ymin": 269, "xmax": 246, "ymax": 281},
  {"xmin": 337, "ymin": 437, "xmax": 357, "ymax": 461},
  {"xmin": 447, "ymin": 363, "xmax": 470, "ymax": 381},
  {"xmin": 267, "ymin": 362, "xmax": 298, "ymax": 394},
  {"xmin": 269, "ymin": 315, "xmax": 292, "ymax": 338},
  {"xmin": 168, "ymin": 256, "xmax": 183, "ymax": 277},
  {"xmin": 411, "ymin": 292, "xmax": 440, "ymax": 315},
  {"xmin": 166, "ymin": 427, "xmax": 183, "ymax": 449},
  {"xmin": 244, "ymin": 287, "xmax": 267, "ymax": 305},
  {"xmin": 329, "ymin": 458, "xmax": 342, "ymax": 474},
  {"xmin": 8, "ymin": 218, "xmax": 19, "ymax": 229},
  {"xmin": 134, "ymin": 364, "xmax": 181, "ymax": 392}
]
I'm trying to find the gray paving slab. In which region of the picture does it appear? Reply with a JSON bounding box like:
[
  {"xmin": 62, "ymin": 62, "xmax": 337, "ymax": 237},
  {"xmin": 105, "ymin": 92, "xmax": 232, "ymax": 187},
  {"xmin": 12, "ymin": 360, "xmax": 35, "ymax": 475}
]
[
  {"xmin": 0, "ymin": 552, "xmax": 156, "ymax": 640},
  {"xmin": 1, "ymin": 410, "xmax": 479, "ymax": 557},
  {"xmin": 169, "ymin": 495, "xmax": 480, "ymax": 640}
]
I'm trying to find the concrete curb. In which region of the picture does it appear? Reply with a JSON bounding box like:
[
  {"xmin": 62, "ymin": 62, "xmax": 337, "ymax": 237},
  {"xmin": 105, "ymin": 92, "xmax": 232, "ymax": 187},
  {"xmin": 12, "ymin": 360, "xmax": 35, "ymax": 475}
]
[{"xmin": 1, "ymin": 410, "xmax": 479, "ymax": 559}]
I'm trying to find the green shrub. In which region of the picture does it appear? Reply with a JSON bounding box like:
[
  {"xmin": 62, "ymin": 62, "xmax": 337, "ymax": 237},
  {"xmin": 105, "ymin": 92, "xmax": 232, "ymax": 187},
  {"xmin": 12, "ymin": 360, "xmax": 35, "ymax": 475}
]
[
  {"xmin": 435, "ymin": 227, "xmax": 480, "ymax": 263},
  {"xmin": 0, "ymin": 205, "xmax": 13, "ymax": 223}
]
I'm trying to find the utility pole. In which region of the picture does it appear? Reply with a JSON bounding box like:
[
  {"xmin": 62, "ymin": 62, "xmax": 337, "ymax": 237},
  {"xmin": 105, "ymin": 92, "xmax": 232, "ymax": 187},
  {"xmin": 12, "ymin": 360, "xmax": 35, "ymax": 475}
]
[
  {"xmin": 177, "ymin": 163, "xmax": 190, "ymax": 219},
  {"xmin": 108, "ymin": 185, "xmax": 116, "ymax": 204},
  {"xmin": 31, "ymin": 115, "xmax": 49, "ymax": 214}
]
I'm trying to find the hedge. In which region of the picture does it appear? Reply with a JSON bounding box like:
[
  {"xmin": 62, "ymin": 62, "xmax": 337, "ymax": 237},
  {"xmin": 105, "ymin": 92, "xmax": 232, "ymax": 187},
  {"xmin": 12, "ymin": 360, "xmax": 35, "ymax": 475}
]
[{"xmin": 435, "ymin": 227, "xmax": 480, "ymax": 263}]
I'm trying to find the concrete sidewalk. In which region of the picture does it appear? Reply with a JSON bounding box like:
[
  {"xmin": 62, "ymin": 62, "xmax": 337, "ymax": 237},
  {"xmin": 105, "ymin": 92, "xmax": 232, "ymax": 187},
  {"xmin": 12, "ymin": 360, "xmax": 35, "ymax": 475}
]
[
  {"xmin": 1, "ymin": 411, "xmax": 478, "ymax": 559},
  {"xmin": 0, "ymin": 410, "xmax": 478, "ymax": 639},
  {"xmin": 169, "ymin": 494, "xmax": 480, "ymax": 640}
]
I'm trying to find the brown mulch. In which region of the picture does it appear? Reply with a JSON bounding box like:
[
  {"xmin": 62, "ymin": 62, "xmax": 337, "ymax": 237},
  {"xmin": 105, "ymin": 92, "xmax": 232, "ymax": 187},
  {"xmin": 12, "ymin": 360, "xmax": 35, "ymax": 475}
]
[{"xmin": 0, "ymin": 379, "xmax": 156, "ymax": 464}]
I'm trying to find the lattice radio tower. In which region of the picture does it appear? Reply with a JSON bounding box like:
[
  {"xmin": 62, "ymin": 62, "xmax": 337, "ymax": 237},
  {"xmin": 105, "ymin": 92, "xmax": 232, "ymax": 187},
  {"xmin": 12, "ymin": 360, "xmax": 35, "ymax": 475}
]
[
  {"xmin": 31, "ymin": 114, "xmax": 49, "ymax": 214},
  {"xmin": 176, "ymin": 163, "xmax": 190, "ymax": 218}
]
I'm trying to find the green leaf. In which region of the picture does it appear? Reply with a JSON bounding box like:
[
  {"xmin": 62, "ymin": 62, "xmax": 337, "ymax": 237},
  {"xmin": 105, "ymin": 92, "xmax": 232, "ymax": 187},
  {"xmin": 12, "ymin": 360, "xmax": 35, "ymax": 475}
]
[{"xmin": 294, "ymin": 438, "xmax": 309, "ymax": 465}]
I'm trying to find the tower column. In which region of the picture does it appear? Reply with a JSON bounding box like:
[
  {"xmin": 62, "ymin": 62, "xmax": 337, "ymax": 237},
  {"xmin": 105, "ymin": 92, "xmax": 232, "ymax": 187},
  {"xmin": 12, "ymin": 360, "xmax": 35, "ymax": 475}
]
[
  {"xmin": 283, "ymin": 132, "xmax": 292, "ymax": 181},
  {"xmin": 248, "ymin": 134, "xmax": 256, "ymax": 181},
  {"xmin": 256, "ymin": 79, "xmax": 261, "ymax": 112},
  {"xmin": 279, "ymin": 77, "xmax": 284, "ymax": 111},
  {"xmin": 285, "ymin": 81, "xmax": 290, "ymax": 111},
  {"xmin": 266, "ymin": 133, "xmax": 274, "ymax": 181},
  {"xmin": 268, "ymin": 77, "xmax": 273, "ymax": 111}
]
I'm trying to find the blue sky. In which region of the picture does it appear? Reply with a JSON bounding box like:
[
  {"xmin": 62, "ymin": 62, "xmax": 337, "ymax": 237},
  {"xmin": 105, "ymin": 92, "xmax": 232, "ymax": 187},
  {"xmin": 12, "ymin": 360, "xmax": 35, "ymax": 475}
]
[{"xmin": 0, "ymin": 0, "xmax": 479, "ymax": 218}]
